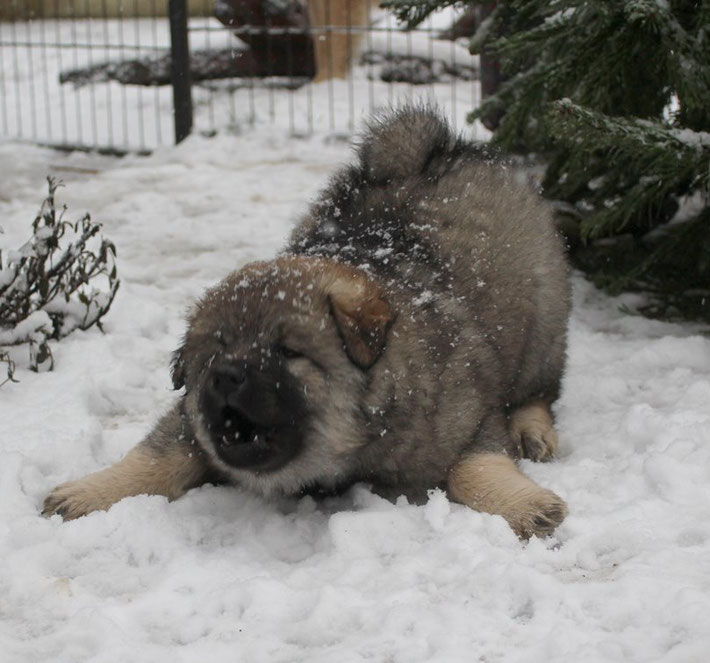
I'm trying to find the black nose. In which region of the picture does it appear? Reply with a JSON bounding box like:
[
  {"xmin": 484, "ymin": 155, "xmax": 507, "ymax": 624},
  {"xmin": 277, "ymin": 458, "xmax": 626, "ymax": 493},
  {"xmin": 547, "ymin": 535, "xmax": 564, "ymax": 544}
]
[{"xmin": 211, "ymin": 363, "xmax": 246, "ymax": 401}]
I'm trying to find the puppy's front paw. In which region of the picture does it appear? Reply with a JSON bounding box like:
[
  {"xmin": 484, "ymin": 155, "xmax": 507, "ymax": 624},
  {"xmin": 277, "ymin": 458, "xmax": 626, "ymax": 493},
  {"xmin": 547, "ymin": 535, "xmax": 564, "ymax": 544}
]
[
  {"xmin": 42, "ymin": 476, "xmax": 115, "ymax": 520},
  {"xmin": 507, "ymin": 488, "xmax": 567, "ymax": 539},
  {"xmin": 448, "ymin": 453, "xmax": 567, "ymax": 539},
  {"xmin": 42, "ymin": 445, "xmax": 210, "ymax": 521}
]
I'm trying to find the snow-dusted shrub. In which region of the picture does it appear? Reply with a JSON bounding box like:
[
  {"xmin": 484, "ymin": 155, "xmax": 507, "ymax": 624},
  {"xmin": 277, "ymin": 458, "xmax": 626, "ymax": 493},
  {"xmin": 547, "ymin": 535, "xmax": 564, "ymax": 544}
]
[{"xmin": 0, "ymin": 178, "xmax": 119, "ymax": 384}]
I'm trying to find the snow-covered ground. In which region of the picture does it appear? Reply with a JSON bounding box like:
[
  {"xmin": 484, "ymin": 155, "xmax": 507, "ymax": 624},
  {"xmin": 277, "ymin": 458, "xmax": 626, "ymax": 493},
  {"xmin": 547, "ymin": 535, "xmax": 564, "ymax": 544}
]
[
  {"xmin": 2, "ymin": 123, "xmax": 710, "ymax": 663},
  {"xmin": 2, "ymin": 12, "xmax": 710, "ymax": 663}
]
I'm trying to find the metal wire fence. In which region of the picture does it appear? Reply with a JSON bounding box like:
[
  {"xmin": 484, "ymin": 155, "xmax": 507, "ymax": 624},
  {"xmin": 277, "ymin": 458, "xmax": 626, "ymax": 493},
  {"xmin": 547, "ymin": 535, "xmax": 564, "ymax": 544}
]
[
  {"xmin": 0, "ymin": 1, "xmax": 175, "ymax": 153},
  {"xmin": 0, "ymin": 1, "xmax": 482, "ymax": 153}
]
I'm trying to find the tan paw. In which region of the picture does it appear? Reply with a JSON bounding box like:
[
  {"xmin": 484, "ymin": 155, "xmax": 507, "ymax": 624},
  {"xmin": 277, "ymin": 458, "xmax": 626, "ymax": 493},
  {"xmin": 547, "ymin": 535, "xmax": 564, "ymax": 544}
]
[
  {"xmin": 42, "ymin": 445, "xmax": 208, "ymax": 521},
  {"xmin": 448, "ymin": 453, "xmax": 567, "ymax": 539},
  {"xmin": 520, "ymin": 426, "xmax": 558, "ymax": 462},
  {"xmin": 505, "ymin": 487, "xmax": 568, "ymax": 539},
  {"xmin": 42, "ymin": 475, "xmax": 117, "ymax": 520},
  {"xmin": 510, "ymin": 401, "xmax": 559, "ymax": 462}
]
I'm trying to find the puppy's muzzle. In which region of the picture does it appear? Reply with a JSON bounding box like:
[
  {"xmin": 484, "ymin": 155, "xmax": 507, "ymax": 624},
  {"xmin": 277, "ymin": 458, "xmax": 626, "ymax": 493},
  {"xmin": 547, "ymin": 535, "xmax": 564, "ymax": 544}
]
[
  {"xmin": 201, "ymin": 361, "xmax": 303, "ymax": 472},
  {"xmin": 210, "ymin": 363, "xmax": 247, "ymax": 408},
  {"xmin": 204, "ymin": 362, "xmax": 263, "ymax": 437}
]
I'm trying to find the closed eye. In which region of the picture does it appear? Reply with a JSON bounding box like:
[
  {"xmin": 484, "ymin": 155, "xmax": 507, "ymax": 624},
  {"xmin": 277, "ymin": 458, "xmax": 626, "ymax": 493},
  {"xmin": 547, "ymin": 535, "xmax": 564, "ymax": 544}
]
[
  {"xmin": 277, "ymin": 344, "xmax": 303, "ymax": 360},
  {"xmin": 277, "ymin": 342, "xmax": 329, "ymax": 374},
  {"xmin": 213, "ymin": 329, "xmax": 229, "ymax": 347}
]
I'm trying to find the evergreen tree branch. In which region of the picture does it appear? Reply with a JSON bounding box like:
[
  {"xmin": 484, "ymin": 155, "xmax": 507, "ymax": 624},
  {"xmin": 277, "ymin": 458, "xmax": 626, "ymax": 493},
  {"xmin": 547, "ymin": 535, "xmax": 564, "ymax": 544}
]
[
  {"xmin": 549, "ymin": 100, "xmax": 709, "ymax": 238},
  {"xmin": 384, "ymin": 0, "xmax": 710, "ymax": 322}
]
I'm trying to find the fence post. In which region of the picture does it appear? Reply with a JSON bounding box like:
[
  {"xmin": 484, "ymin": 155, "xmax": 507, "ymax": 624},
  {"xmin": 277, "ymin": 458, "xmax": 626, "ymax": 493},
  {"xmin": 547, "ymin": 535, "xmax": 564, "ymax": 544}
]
[{"xmin": 169, "ymin": 0, "xmax": 193, "ymax": 143}]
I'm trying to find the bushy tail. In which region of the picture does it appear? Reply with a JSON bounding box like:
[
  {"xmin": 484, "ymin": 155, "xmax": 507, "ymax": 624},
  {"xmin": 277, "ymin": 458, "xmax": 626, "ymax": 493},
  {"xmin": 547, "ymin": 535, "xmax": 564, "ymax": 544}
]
[{"xmin": 357, "ymin": 106, "xmax": 455, "ymax": 183}]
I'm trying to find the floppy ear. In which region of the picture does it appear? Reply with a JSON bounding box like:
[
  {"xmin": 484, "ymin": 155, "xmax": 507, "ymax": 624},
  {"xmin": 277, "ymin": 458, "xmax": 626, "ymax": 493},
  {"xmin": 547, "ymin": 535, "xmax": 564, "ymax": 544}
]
[
  {"xmin": 328, "ymin": 276, "xmax": 394, "ymax": 369},
  {"xmin": 170, "ymin": 346, "xmax": 186, "ymax": 390}
]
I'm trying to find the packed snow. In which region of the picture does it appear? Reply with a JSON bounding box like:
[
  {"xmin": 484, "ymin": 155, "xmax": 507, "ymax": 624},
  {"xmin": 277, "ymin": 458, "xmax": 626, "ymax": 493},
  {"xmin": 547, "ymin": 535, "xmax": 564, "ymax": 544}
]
[
  {"xmin": 2, "ymin": 121, "xmax": 710, "ymax": 663},
  {"xmin": 2, "ymin": 12, "xmax": 710, "ymax": 663}
]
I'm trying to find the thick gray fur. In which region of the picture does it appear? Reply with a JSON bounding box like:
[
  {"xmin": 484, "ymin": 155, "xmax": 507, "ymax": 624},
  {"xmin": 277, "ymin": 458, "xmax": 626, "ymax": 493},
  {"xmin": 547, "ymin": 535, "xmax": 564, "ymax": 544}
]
[
  {"xmin": 287, "ymin": 106, "xmax": 570, "ymax": 496},
  {"xmin": 43, "ymin": 106, "xmax": 571, "ymax": 519}
]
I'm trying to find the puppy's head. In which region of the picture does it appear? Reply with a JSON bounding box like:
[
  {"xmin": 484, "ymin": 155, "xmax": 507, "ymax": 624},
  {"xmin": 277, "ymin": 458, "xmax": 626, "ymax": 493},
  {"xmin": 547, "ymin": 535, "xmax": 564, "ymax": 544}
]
[{"xmin": 173, "ymin": 256, "xmax": 394, "ymax": 490}]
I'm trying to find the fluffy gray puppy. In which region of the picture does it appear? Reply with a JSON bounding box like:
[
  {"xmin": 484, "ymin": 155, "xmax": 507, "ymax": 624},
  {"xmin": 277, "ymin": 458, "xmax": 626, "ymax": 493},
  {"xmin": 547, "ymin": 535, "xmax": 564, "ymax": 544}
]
[{"xmin": 44, "ymin": 107, "xmax": 571, "ymax": 538}]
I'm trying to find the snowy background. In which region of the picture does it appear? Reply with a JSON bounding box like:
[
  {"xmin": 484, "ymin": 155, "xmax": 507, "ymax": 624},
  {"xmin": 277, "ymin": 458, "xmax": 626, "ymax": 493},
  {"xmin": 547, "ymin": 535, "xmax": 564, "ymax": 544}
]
[
  {"xmin": 2, "ymin": 11, "xmax": 710, "ymax": 663},
  {"xmin": 0, "ymin": 11, "xmax": 479, "ymax": 150}
]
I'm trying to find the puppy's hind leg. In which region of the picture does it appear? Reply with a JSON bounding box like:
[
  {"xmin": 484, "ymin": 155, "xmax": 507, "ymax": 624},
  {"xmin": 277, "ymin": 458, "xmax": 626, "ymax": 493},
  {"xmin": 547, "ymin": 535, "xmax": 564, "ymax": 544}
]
[
  {"xmin": 509, "ymin": 399, "xmax": 559, "ymax": 462},
  {"xmin": 43, "ymin": 405, "xmax": 216, "ymax": 521},
  {"xmin": 448, "ymin": 453, "xmax": 567, "ymax": 539}
]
